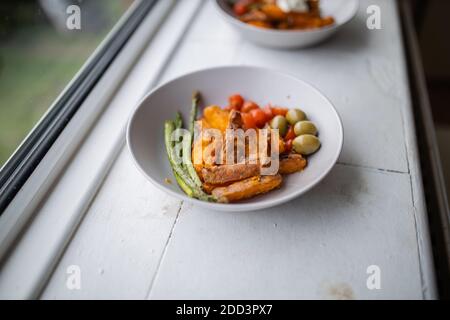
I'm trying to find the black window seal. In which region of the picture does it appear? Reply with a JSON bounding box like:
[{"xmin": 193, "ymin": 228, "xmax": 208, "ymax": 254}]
[
  {"xmin": 0, "ymin": 0, "xmax": 158, "ymax": 215},
  {"xmin": 399, "ymin": 0, "xmax": 450, "ymax": 298}
]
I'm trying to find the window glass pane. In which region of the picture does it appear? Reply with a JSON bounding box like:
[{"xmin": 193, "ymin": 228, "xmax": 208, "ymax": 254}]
[{"xmin": 0, "ymin": 0, "xmax": 135, "ymax": 166}]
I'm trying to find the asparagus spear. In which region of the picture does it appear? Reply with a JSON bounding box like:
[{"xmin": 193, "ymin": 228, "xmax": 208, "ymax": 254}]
[
  {"xmin": 189, "ymin": 91, "xmax": 200, "ymax": 136},
  {"xmin": 171, "ymin": 111, "xmax": 200, "ymax": 187},
  {"xmin": 174, "ymin": 172, "xmax": 194, "ymax": 198},
  {"xmin": 164, "ymin": 120, "xmax": 194, "ymax": 185},
  {"xmin": 174, "ymin": 112, "xmax": 183, "ymax": 129},
  {"xmin": 182, "ymin": 92, "xmax": 203, "ymax": 188},
  {"xmin": 164, "ymin": 118, "xmax": 216, "ymax": 202},
  {"xmin": 164, "ymin": 94, "xmax": 216, "ymax": 202}
]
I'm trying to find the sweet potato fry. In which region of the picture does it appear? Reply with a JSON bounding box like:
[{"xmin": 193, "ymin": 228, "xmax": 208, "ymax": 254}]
[
  {"xmin": 260, "ymin": 4, "xmax": 287, "ymax": 20},
  {"xmin": 212, "ymin": 174, "xmax": 283, "ymax": 203},
  {"xmin": 203, "ymin": 105, "xmax": 230, "ymax": 132},
  {"xmin": 202, "ymin": 182, "xmax": 232, "ymax": 195},
  {"xmin": 227, "ymin": 110, "xmax": 244, "ymax": 130},
  {"xmin": 202, "ymin": 163, "xmax": 260, "ymax": 185},
  {"xmin": 278, "ymin": 154, "xmax": 307, "ymax": 175}
]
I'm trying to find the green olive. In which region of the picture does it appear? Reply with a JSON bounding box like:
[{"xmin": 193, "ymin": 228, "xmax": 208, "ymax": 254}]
[
  {"xmin": 294, "ymin": 121, "xmax": 318, "ymax": 136},
  {"xmin": 286, "ymin": 109, "xmax": 307, "ymax": 125},
  {"xmin": 270, "ymin": 115, "xmax": 288, "ymax": 137},
  {"xmin": 293, "ymin": 135, "xmax": 321, "ymax": 155}
]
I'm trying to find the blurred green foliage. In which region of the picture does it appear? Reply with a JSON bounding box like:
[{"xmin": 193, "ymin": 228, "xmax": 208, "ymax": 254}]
[
  {"xmin": 0, "ymin": 0, "xmax": 132, "ymax": 166},
  {"xmin": 0, "ymin": 0, "xmax": 41, "ymax": 39}
]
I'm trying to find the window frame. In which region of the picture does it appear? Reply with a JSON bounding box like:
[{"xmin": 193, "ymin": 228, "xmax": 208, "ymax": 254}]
[
  {"xmin": 400, "ymin": 0, "xmax": 450, "ymax": 297},
  {"xmin": 0, "ymin": 0, "xmax": 158, "ymax": 214}
]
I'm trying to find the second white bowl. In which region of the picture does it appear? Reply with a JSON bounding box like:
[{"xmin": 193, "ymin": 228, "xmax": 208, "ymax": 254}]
[{"xmin": 214, "ymin": 0, "xmax": 359, "ymax": 49}]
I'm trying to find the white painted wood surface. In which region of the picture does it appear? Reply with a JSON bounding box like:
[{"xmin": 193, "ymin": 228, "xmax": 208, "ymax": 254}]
[
  {"xmin": 34, "ymin": 0, "xmax": 436, "ymax": 299},
  {"xmin": 149, "ymin": 165, "xmax": 422, "ymax": 300}
]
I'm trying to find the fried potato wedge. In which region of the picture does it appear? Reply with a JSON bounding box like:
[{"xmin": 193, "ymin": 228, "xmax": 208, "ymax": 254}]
[
  {"xmin": 212, "ymin": 174, "xmax": 283, "ymax": 203},
  {"xmin": 227, "ymin": 110, "xmax": 244, "ymax": 130},
  {"xmin": 202, "ymin": 182, "xmax": 231, "ymax": 195},
  {"xmin": 279, "ymin": 153, "xmax": 307, "ymax": 175},
  {"xmin": 260, "ymin": 4, "xmax": 287, "ymax": 20},
  {"xmin": 202, "ymin": 163, "xmax": 260, "ymax": 185},
  {"xmin": 192, "ymin": 119, "xmax": 224, "ymax": 171},
  {"xmin": 203, "ymin": 105, "xmax": 230, "ymax": 132}
]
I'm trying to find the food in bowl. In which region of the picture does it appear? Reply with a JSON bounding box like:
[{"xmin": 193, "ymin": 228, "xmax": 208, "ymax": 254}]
[
  {"xmin": 127, "ymin": 66, "xmax": 343, "ymax": 211},
  {"xmin": 230, "ymin": 0, "xmax": 335, "ymax": 30},
  {"xmin": 164, "ymin": 91, "xmax": 321, "ymax": 203}
]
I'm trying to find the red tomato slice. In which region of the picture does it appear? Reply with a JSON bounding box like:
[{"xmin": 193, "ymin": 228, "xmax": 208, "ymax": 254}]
[
  {"xmin": 233, "ymin": 2, "xmax": 248, "ymax": 16},
  {"xmin": 241, "ymin": 112, "xmax": 257, "ymax": 129},
  {"xmin": 250, "ymin": 108, "xmax": 267, "ymax": 128},
  {"xmin": 263, "ymin": 105, "xmax": 274, "ymax": 121},
  {"xmin": 271, "ymin": 107, "xmax": 288, "ymax": 117},
  {"xmin": 228, "ymin": 94, "xmax": 244, "ymax": 110},
  {"xmin": 285, "ymin": 139, "xmax": 293, "ymax": 153},
  {"xmin": 241, "ymin": 101, "xmax": 260, "ymax": 113},
  {"xmin": 285, "ymin": 126, "xmax": 296, "ymax": 141}
]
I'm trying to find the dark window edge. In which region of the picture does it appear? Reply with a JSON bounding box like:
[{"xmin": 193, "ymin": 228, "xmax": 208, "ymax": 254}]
[{"xmin": 399, "ymin": 0, "xmax": 450, "ymax": 299}]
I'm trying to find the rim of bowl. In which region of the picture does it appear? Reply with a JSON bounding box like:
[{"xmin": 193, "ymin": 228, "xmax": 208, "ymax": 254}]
[
  {"xmin": 126, "ymin": 65, "xmax": 344, "ymax": 212},
  {"xmin": 213, "ymin": 0, "xmax": 359, "ymax": 35}
]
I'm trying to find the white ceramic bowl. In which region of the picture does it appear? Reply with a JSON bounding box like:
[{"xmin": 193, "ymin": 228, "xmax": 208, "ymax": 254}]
[
  {"xmin": 127, "ymin": 66, "xmax": 343, "ymax": 212},
  {"xmin": 214, "ymin": 0, "xmax": 359, "ymax": 49}
]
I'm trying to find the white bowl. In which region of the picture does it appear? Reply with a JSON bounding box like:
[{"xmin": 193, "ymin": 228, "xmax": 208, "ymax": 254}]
[
  {"xmin": 214, "ymin": 0, "xmax": 359, "ymax": 49},
  {"xmin": 127, "ymin": 66, "xmax": 343, "ymax": 212}
]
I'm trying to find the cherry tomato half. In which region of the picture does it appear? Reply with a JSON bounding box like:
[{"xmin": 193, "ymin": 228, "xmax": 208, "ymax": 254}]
[
  {"xmin": 263, "ymin": 105, "xmax": 274, "ymax": 121},
  {"xmin": 241, "ymin": 101, "xmax": 260, "ymax": 113},
  {"xmin": 271, "ymin": 107, "xmax": 288, "ymax": 117},
  {"xmin": 233, "ymin": 2, "xmax": 248, "ymax": 16},
  {"xmin": 250, "ymin": 108, "xmax": 267, "ymax": 128},
  {"xmin": 285, "ymin": 126, "xmax": 296, "ymax": 141},
  {"xmin": 228, "ymin": 94, "xmax": 244, "ymax": 110},
  {"xmin": 241, "ymin": 112, "xmax": 257, "ymax": 129},
  {"xmin": 285, "ymin": 139, "xmax": 293, "ymax": 153}
]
